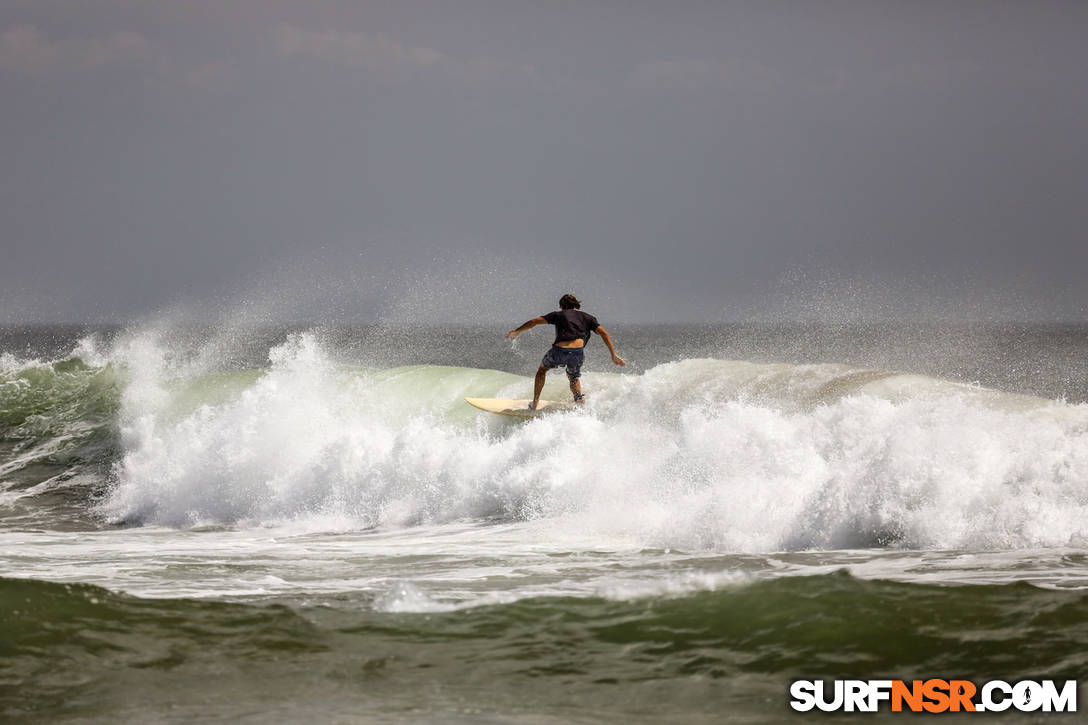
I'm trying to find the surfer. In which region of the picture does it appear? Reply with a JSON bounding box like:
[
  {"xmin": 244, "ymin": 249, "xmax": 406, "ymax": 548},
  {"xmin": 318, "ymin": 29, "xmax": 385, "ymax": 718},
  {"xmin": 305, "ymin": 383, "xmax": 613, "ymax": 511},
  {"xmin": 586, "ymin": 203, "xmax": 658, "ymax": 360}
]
[{"xmin": 506, "ymin": 294, "xmax": 625, "ymax": 410}]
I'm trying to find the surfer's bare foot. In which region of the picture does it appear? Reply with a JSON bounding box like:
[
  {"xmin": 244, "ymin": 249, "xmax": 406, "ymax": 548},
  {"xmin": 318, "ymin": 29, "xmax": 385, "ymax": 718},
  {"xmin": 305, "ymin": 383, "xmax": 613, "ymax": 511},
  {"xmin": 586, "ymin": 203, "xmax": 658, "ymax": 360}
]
[
  {"xmin": 528, "ymin": 400, "xmax": 538, "ymax": 411},
  {"xmin": 574, "ymin": 393, "xmax": 586, "ymax": 406}
]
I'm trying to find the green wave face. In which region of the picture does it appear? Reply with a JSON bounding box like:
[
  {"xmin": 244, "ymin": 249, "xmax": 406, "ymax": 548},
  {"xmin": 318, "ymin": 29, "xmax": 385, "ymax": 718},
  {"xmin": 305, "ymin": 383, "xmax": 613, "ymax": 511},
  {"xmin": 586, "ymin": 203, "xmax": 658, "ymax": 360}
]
[
  {"xmin": 3, "ymin": 574, "xmax": 1086, "ymax": 723},
  {"xmin": 0, "ymin": 359, "xmax": 121, "ymax": 525}
]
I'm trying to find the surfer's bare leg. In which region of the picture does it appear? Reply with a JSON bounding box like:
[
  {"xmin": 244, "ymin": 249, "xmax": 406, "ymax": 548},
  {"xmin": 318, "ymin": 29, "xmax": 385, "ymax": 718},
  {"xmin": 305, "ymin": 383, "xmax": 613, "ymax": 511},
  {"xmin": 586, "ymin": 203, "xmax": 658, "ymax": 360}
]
[
  {"xmin": 532, "ymin": 365, "xmax": 548, "ymax": 409},
  {"xmin": 568, "ymin": 375, "xmax": 584, "ymax": 404}
]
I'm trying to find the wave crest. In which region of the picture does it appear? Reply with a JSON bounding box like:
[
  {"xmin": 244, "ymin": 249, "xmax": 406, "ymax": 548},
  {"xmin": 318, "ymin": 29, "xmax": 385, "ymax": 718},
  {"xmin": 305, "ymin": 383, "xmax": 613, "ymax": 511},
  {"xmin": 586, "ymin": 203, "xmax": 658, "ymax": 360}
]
[{"xmin": 95, "ymin": 332, "xmax": 1088, "ymax": 552}]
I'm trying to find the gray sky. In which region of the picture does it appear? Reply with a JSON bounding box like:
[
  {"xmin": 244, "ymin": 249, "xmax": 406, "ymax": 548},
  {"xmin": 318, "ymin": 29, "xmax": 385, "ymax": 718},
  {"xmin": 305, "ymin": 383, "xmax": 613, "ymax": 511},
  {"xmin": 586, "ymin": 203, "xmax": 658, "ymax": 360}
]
[{"xmin": 2, "ymin": 0, "xmax": 1086, "ymax": 323}]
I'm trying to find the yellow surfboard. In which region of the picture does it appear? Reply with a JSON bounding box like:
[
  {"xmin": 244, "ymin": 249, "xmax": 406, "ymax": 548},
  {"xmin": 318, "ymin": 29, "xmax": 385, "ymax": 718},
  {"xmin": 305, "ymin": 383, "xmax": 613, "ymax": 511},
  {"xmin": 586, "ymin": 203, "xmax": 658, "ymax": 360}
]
[{"xmin": 464, "ymin": 397, "xmax": 574, "ymax": 418}]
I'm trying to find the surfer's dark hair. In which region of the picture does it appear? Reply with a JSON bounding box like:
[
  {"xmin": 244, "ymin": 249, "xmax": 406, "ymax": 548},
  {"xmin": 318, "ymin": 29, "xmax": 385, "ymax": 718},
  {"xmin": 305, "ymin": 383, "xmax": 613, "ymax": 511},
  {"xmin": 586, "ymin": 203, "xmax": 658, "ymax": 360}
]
[{"xmin": 559, "ymin": 294, "xmax": 580, "ymax": 310}]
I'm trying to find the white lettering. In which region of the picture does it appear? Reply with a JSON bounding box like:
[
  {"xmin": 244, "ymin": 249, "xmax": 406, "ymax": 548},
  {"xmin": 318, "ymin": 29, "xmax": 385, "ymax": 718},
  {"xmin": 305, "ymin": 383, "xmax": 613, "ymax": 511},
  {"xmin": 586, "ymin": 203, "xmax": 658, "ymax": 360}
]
[
  {"xmin": 1041, "ymin": 680, "xmax": 1077, "ymax": 712},
  {"xmin": 1014, "ymin": 680, "xmax": 1043, "ymax": 712},
  {"xmin": 815, "ymin": 680, "xmax": 844, "ymax": 712},
  {"xmin": 845, "ymin": 680, "xmax": 868, "ymax": 712},
  {"xmin": 982, "ymin": 680, "xmax": 1012, "ymax": 712},
  {"xmin": 789, "ymin": 680, "xmax": 816, "ymax": 712},
  {"xmin": 868, "ymin": 680, "xmax": 893, "ymax": 711}
]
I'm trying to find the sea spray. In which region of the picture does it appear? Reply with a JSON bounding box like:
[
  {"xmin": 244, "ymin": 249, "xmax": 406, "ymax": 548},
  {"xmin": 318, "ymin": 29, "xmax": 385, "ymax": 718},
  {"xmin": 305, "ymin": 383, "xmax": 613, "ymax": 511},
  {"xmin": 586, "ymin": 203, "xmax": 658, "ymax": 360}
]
[{"xmin": 97, "ymin": 330, "xmax": 1088, "ymax": 550}]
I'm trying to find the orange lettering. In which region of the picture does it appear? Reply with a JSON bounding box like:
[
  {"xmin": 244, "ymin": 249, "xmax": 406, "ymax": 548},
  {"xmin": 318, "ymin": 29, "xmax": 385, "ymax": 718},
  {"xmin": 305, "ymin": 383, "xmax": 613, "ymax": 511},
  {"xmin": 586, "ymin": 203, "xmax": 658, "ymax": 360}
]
[
  {"xmin": 922, "ymin": 679, "xmax": 951, "ymax": 713},
  {"xmin": 892, "ymin": 680, "xmax": 924, "ymax": 712},
  {"xmin": 949, "ymin": 680, "xmax": 976, "ymax": 712}
]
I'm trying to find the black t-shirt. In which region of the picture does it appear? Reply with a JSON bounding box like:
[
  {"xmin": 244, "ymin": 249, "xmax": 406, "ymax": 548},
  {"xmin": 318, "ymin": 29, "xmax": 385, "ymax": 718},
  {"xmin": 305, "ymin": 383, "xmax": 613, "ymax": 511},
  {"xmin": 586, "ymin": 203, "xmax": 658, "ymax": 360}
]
[{"xmin": 543, "ymin": 309, "xmax": 599, "ymax": 345}]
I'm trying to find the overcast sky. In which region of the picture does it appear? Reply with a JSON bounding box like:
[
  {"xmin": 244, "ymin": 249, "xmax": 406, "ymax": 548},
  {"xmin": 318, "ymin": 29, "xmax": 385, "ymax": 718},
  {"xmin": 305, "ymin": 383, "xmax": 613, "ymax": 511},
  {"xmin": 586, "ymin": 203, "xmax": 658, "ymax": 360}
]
[{"xmin": 2, "ymin": 1, "xmax": 1086, "ymax": 323}]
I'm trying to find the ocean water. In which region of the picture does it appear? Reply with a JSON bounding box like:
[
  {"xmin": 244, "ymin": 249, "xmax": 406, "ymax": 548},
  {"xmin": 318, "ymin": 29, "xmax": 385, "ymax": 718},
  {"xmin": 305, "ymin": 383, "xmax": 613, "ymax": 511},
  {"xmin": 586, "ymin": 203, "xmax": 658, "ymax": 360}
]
[{"xmin": 1, "ymin": 322, "xmax": 1087, "ymax": 723}]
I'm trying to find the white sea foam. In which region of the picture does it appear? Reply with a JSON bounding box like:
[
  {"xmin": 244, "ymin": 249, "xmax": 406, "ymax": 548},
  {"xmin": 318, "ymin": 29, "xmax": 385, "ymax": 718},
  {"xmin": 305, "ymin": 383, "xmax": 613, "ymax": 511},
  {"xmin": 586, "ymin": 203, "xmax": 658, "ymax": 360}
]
[
  {"xmin": 594, "ymin": 570, "xmax": 750, "ymax": 601},
  {"xmin": 0, "ymin": 351, "xmax": 46, "ymax": 373},
  {"xmin": 374, "ymin": 581, "xmax": 457, "ymax": 613},
  {"xmin": 0, "ymin": 334, "xmax": 109, "ymax": 374},
  {"xmin": 69, "ymin": 334, "xmax": 111, "ymax": 368},
  {"xmin": 102, "ymin": 330, "xmax": 1088, "ymax": 552}
]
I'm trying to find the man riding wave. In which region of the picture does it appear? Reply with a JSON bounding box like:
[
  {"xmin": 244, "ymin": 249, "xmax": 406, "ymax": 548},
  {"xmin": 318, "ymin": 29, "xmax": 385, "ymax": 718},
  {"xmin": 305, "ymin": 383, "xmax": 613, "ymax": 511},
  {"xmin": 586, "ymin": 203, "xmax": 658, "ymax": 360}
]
[{"xmin": 506, "ymin": 294, "xmax": 626, "ymax": 410}]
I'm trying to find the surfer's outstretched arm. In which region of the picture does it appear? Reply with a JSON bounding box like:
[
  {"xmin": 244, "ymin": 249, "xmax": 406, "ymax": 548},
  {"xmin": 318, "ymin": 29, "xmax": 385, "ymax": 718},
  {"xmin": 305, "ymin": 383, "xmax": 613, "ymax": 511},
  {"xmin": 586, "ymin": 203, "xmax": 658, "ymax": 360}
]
[
  {"xmin": 506, "ymin": 317, "xmax": 546, "ymax": 340},
  {"xmin": 595, "ymin": 327, "xmax": 626, "ymax": 366}
]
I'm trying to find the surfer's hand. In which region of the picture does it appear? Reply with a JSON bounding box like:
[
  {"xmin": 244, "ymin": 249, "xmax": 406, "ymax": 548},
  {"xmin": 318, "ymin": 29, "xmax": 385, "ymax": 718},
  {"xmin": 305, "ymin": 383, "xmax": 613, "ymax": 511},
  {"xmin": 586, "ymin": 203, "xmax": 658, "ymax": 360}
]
[
  {"xmin": 612, "ymin": 355, "xmax": 626, "ymax": 367},
  {"xmin": 506, "ymin": 330, "xmax": 519, "ymax": 340}
]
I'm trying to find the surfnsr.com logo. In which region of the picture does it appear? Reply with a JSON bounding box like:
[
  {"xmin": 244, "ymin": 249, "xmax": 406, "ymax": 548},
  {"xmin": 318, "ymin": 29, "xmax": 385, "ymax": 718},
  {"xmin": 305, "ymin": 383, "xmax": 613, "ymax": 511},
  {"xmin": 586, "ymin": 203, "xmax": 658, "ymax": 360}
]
[{"xmin": 790, "ymin": 679, "xmax": 1077, "ymax": 713}]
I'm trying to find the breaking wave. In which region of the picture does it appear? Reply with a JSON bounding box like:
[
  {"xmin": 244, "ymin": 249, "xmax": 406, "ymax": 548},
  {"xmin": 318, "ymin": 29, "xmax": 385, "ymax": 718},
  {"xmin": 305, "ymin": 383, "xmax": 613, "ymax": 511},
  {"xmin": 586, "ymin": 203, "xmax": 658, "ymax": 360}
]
[{"xmin": 82, "ymin": 330, "xmax": 1088, "ymax": 551}]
